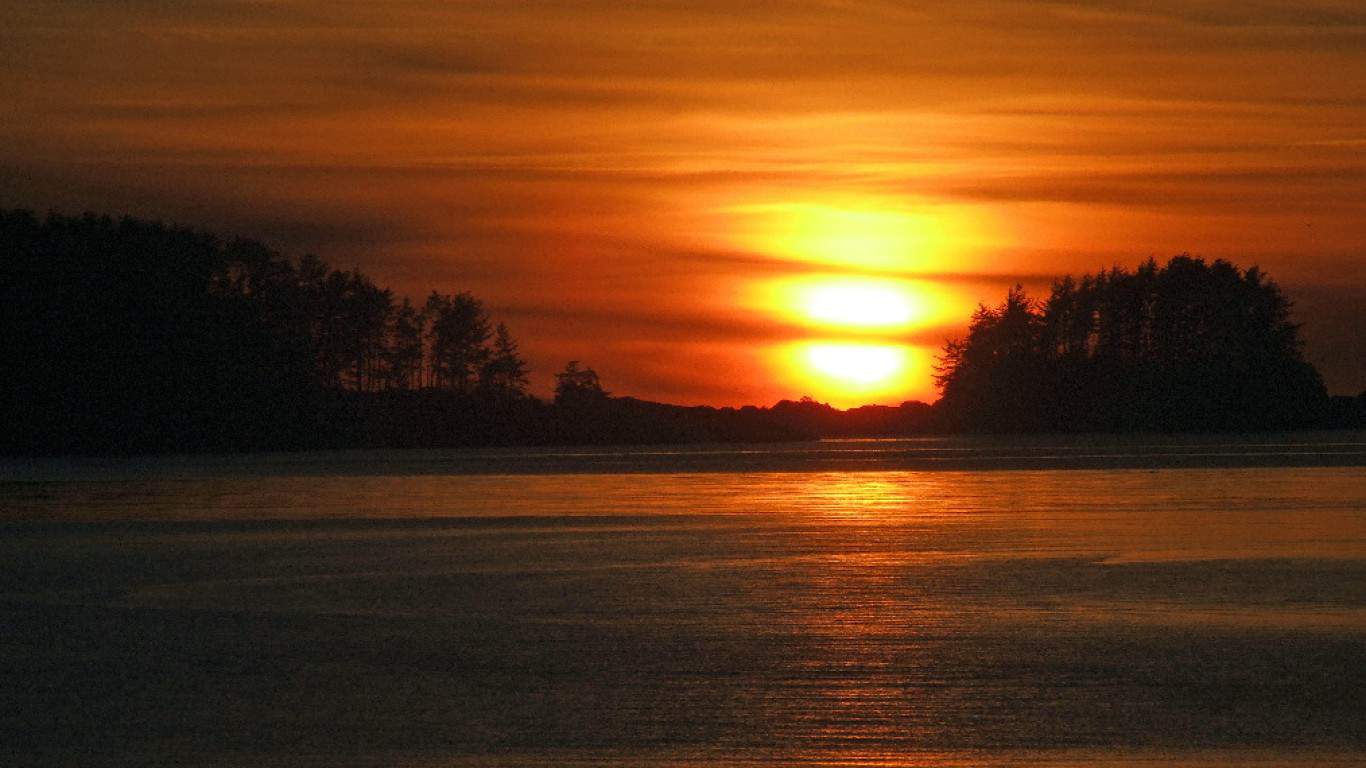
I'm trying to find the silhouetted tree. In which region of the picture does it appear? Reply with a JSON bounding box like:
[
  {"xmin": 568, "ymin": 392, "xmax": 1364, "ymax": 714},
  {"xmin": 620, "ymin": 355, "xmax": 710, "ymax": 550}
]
[
  {"xmin": 338, "ymin": 271, "xmax": 393, "ymax": 392},
  {"xmin": 479, "ymin": 322, "xmax": 529, "ymax": 400},
  {"xmin": 5, "ymin": 209, "xmax": 1350, "ymax": 454},
  {"xmin": 554, "ymin": 360, "xmax": 607, "ymax": 406},
  {"xmin": 0, "ymin": 210, "xmax": 330, "ymax": 452},
  {"xmin": 427, "ymin": 291, "xmax": 491, "ymax": 393},
  {"xmin": 935, "ymin": 285, "xmax": 1054, "ymax": 431},
  {"xmin": 935, "ymin": 256, "xmax": 1328, "ymax": 432},
  {"xmin": 385, "ymin": 297, "xmax": 426, "ymax": 390}
]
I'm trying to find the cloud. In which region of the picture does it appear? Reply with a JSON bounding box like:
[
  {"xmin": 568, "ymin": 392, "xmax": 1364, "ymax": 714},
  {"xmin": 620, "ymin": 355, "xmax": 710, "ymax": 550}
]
[
  {"xmin": 500, "ymin": 302, "xmax": 967, "ymax": 348},
  {"xmin": 3, "ymin": 0, "xmax": 1365, "ymax": 401},
  {"xmin": 936, "ymin": 167, "xmax": 1366, "ymax": 211}
]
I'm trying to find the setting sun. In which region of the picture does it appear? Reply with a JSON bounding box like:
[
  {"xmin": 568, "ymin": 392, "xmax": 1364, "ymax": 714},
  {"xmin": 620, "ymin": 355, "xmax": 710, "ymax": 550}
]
[
  {"xmin": 727, "ymin": 200, "xmax": 1001, "ymax": 405},
  {"xmin": 749, "ymin": 275, "xmax": 962, "ymax": 334},
  {"xmin": 773, "ymin": 341, "xmax": 932, "ymax": 407},
  {"xmin": 5, "ymin": 2, "xmax": 1365, "ymax": 765},
  {"xmin": 739, "ymin": 272, "xmax": 968, "ymax": 405},
  {"xmin": 806, "ymin": 343, "xmax": 906, "ymax": 384},
  {"xmin": 804, "ymin": 281, "xmax": 915, "ymax": 328}
]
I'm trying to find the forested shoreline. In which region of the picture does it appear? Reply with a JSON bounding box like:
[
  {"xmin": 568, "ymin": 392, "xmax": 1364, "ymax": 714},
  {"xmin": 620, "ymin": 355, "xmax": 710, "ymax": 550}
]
[
  {"xmin": 0, "ymin": 210, "xmax": 818, "ymax": 454},
  {"xmin": 933, "ymin": 257, "xmax": 1353, "ymax": 432},
  {"xmin": 2, "ymin": 210, "xmax": 1363, "ymax": 455}
]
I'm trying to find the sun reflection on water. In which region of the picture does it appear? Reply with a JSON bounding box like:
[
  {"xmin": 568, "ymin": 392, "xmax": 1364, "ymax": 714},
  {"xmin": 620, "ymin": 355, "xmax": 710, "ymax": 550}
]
[{"xmin": 794, "ymin": 473, "xmax": 915, "ymax": 518}]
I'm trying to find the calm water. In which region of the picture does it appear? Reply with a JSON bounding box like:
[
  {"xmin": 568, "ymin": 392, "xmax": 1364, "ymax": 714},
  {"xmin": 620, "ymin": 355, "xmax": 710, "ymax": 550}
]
[{"xmin": 3, "ymin": 435, "xmax": 1365, "ymax": 767}]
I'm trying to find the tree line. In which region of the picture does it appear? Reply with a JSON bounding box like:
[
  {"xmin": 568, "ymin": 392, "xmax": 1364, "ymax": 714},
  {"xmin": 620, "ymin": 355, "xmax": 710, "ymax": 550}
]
[
  {"xmin": 2, "ymin": 209, "xmax": 1360, "ymax": 454},
  {"xmin": 0, "ymin": 209, "xmax": 793, "ymax": 454},
  {"xmin": 204, "ymin": 249, "xmax": 532, "ymax": 399},
  {"xmin": 933, "ymin": 256, "xmax": 1333, "ymax": 432}
]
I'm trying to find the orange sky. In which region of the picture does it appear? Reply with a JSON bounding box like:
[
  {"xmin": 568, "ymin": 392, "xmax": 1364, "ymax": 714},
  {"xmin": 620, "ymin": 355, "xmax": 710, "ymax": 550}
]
[{"xmin": 3, "ymin": 1, "xmax": 1365, "ymax": 405}]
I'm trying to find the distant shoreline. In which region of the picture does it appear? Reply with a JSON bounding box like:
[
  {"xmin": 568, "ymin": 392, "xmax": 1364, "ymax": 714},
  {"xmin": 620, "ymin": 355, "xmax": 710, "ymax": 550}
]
[
  {"xmin": 4, "ymin": 210, "xmax": 1364, "ymax": 457},
  {"xmin": 6, "ymin": 428, "xmax": 1366, "ymax": 467}
]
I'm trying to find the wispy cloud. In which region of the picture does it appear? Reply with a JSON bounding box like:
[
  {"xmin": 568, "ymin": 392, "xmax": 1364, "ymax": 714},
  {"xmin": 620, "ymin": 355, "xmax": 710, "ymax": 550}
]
[{"xmin": 3, "ymin": 0, "xmax": 1365, "ymax": 401}]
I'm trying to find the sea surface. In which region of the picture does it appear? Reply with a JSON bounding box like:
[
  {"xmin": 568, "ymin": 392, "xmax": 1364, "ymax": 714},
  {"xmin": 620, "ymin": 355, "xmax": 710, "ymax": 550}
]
[{"xmin": 2, "ymin": 434, "xmax": 1365, "ymax": 767}]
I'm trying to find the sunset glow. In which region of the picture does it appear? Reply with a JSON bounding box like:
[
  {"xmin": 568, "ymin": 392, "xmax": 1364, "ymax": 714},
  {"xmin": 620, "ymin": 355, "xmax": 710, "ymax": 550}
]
[
  {"xmin": 750, "ymin": 275, "xmax": 955, "ymax": 331},
  {"xmin": 6, "ymin": 3, "xmax": 1366, "ymax": 765},
  {"xmin": 725, "ymin": 201, "xmax": 1002, "ymax": 275},
  {"xmin": 806, "ymin": 343, "xmax": 905, "ymax": 384},
  {"xmin": 719, "ymin": 196, "xmax": 991, "ymax": 400},
  {"xmin": 3, "ymin": 1, "xmax": 1365, "ymax": 405},
  {"xmin": 775, "ymin": 342, "xmax": 931, "ymax": 407},
  {"xmin": 803, "ymin": 280, "xmax": 916, "ymax": 329},
  {"xmin": 734, "ymin": 203, "xmax": 930, "ymax": 271}
]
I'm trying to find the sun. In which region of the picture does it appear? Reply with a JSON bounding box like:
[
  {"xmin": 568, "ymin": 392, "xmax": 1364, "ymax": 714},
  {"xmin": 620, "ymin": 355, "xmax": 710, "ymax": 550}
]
[
  {"xmin": 804, "ymin": 280, "xmax": 915, "ymax": 328},
  {"xmin": 805, "ymin": 343, "xmax": 906, "ymax": 385},
  {"xmin": 740, "ymin": 275, "xmax": 965, "ymax": 404},
  {"xmin": 750, "ymin": 275, "xmax": 956, "ymax": 332},
  {"xmin": 772, "ymin": 342, "xmax": 931, "ymax": 406},
  {"xmin": 724, "ymin": 198, "xmax": 1000, "ymax": 405}
]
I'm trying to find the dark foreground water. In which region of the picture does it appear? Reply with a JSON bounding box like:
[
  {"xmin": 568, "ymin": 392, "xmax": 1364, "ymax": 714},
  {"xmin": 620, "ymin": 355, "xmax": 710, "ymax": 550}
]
[{"xmin": 3, "ymin": 434, "xmax": 1365, "ymax": 767}]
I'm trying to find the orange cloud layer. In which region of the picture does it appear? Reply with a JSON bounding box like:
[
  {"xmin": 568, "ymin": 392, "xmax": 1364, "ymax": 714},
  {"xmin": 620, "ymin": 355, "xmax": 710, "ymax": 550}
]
[{"xmin": 4, "ymin": 0, "xmax": 1365, "ymax": 402}]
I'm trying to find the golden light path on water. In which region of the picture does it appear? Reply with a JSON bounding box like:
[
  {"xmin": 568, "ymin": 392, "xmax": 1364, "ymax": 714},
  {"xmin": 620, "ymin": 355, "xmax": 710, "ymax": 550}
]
[
  {"xmin": 7, "ymin": 449, "xmax": 1365, "ymax": 767},
  {"xmin": 731, "ymin": 199, "xmax": 999, "ymax": 405}
]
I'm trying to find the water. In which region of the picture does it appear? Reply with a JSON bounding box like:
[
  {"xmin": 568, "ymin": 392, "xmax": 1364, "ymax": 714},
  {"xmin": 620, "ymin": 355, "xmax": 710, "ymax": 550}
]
[{"xmin": 2, "ymin": 435, "xmax": 1365, "ymax": 766}]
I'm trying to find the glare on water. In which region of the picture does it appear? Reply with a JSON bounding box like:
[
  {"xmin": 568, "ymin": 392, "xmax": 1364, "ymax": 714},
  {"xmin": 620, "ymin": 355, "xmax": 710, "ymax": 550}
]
[{"xmin": 2, "ymin": 437, "xmax": 1365, "ymax": 767}]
